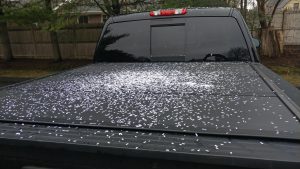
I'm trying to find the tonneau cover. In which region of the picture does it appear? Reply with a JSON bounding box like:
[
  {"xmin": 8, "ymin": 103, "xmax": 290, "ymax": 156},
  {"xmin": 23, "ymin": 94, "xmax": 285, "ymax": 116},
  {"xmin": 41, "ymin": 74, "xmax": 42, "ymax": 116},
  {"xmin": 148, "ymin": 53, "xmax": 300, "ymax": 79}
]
[
  {"xmin": 0, "ymin": 63, "xmax": 299, "ymax": 140},
  {"xmin": 0, "ymin": 122, "xmax": 300, "ymax": 169}
]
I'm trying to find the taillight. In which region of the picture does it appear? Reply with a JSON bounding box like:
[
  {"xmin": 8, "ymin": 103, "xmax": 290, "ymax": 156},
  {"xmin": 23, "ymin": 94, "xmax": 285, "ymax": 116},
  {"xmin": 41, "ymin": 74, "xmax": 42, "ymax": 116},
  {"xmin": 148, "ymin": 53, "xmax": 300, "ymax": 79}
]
[{"xmin": 150, "ymin": 8, "xmax": 187, "ymax": 16}]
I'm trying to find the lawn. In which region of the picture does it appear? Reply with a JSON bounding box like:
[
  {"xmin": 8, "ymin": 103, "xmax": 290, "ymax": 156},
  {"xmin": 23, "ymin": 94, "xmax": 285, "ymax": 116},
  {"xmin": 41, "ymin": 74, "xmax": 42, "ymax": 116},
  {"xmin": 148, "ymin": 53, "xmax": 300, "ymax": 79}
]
[
  {"xmin": 0, "ymin": 59, "xmax": 92, "ymax": 78},
  {"xmin": 268, "ymin": 66, "xmax": 300, "ymax": 87},
  {"xmin": 0, "ymin": 59, "xmax": 92, "ymax": 87},
  {"xmin": 261, "ymin": 57, "xmax": 300, "ymax": 88}
]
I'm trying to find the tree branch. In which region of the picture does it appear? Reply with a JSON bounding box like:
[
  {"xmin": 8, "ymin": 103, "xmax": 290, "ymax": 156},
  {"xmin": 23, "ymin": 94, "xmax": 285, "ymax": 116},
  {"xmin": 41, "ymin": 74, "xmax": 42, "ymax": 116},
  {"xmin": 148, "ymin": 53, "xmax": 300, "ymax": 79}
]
[
  {"xmin": 268, "ymin": 0, "xmax": 283, "ymax": 27},
  {"xmin": 103, "ymin": 0, "xmax": 114, "ymax": 15},
  {"xmin": 92, "ymin": 0, "xmax": 110, "ymax": 16}
]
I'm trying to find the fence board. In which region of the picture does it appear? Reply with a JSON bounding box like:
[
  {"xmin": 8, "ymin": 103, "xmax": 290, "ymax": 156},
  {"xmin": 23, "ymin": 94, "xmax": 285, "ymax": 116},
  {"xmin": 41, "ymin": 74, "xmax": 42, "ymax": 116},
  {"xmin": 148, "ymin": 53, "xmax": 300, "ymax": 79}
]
[{"xmin": 0, "ymin": 26, "xmax": 102, "ymax": 60}]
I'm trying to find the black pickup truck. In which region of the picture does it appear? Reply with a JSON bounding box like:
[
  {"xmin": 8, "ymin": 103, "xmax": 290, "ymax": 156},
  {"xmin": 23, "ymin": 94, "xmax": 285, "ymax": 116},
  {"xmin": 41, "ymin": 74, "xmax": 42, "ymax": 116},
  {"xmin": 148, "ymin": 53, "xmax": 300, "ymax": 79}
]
[{"xmin": 0, "ymin": 8, "xmax": 300, "ymax": 169}]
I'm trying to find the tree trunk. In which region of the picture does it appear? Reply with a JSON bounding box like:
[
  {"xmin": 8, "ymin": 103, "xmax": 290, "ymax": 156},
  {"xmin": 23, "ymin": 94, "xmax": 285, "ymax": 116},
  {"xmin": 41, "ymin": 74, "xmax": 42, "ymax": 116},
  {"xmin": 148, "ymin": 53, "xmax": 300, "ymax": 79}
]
[
  {"xmin": 260, "ymin": 28, "xmax": 281, "ymax": 57},
  {"xmin": 0, "ymin": 0, "xmax": 13, "ymax": 62},
  {"xmin": 257, "ymin": 0, "xmax": 268, "ymax": 28},
  {"xmin": 0, "ymin": 21, "xmax": 13, "ymax": 62},
  {"xmin": 49, "ymin": 31, "xmax": 62, "ymax": 62},
  {"xmin": 243, "ymin": 0, "xmax": 247, "ymax": 20},
  {"xmin": 240, "ymin": 0, "xmax": 248, "ymax": 19},
  {"xmin": 257, "ymin": 0, "xmax": 283, "ymax": 57},
  {"xmin": 45, "ymin": 0, "xmax": 62, "ymax": 62},
  {"xmin": 111, "ymin": 0, "xmax": 121, "ymax": 15}
]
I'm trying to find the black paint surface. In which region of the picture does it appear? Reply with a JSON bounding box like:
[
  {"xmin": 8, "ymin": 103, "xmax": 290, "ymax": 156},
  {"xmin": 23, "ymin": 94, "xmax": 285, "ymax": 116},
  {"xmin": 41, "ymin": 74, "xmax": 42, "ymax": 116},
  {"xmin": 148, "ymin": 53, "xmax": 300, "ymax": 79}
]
[{"xmin": 0, "ymin": 63, "xmax": 299, "ymax": 139}]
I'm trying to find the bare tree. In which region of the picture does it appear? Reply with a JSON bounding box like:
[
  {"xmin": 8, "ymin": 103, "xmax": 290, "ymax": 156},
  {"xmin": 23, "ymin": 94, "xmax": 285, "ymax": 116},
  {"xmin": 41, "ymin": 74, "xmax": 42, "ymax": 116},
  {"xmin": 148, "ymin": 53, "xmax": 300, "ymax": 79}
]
[
  {"xmin": 45, "ymin": 0, "xmax": 62, "ymax": 62},
  {"xmin": 224, "ymin": 0, "xmax": 240, "ymax": 8},
  {"xmin": 2, "ymin": 0, "xmax": 79, "ymax": 62},
  {"xmin": 244, "ymin": 0, "xmax": 248, "ymax": 18},
  {"xmin": 0, "ymin": 0, "xmax": 13, "ymax": 62},
  {"xmin": 91, "ymin": 0, "xmax": 149, "ymax": 16},
  {"xmin": 257, "ymin": 0, "xmax": 283, "ymax": 57},
  {"xmin": 238, "ymin": 0, "xmax": 248, "ymax": 19}
]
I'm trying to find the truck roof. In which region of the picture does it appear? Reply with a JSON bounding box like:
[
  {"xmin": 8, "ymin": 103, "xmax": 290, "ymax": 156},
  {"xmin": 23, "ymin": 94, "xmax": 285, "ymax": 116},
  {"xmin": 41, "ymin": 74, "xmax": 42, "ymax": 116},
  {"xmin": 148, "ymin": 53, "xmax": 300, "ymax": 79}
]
[{"xmin": 111, "ymin": 8, "xmax": 234, "ymax": 23}]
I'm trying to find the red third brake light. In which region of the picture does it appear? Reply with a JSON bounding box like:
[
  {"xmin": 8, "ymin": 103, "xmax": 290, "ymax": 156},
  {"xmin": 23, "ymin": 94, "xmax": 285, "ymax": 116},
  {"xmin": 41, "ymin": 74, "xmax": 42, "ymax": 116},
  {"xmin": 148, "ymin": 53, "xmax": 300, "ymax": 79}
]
[{"xmin": 150, "ymin": 8, "xmax": 187, "ymax": 16}]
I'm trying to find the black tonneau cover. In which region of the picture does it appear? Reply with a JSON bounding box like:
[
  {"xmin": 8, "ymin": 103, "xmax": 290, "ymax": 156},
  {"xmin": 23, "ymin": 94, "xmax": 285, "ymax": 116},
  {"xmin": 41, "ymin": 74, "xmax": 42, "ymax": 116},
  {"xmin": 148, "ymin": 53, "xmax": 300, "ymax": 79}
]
[
  {"xmin": 0, "ymin": 63, "xmax": 299, "ymax": 140},
  {"xmin": 0, "ymin": 122, "xmax": 300, "ymax": 169}
]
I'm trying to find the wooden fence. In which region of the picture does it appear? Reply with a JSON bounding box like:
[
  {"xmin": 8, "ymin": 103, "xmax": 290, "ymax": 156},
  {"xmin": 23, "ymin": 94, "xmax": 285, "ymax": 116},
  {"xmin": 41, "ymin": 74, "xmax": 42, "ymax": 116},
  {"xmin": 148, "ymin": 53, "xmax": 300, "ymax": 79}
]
[
  {"xmin": 272, "ymin": 10, "xmax": 300, "ymax": 57},
  {"xmin": 0, "ymin": 24, "xmax": 102, "ymax": 60},
  {"xmin": 2, "ymin": 11, "xmax": 300, "ymax": 60}
]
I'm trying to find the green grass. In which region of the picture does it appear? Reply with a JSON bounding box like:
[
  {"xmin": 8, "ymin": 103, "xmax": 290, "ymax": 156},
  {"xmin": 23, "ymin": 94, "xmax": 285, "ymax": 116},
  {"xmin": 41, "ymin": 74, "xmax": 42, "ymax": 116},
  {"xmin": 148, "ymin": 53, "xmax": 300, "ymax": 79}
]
[{"xmin": 268, "ymin": 66, "xmax": 300, "ymax": 87}]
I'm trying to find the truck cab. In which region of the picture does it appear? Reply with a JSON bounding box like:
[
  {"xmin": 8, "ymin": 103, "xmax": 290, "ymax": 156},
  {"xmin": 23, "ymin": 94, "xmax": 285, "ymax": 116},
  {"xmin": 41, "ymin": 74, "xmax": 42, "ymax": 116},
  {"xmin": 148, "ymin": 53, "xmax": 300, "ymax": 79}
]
[{"xmin": 94, "ymin": 8, "xmax": 259, "ymax": 63}]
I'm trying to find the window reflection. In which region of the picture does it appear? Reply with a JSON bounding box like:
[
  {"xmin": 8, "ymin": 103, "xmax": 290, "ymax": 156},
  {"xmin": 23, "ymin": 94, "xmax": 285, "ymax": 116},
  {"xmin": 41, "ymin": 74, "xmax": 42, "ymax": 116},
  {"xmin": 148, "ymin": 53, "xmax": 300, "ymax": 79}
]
[{"xmin": 94, "ymin": 17, "xmax": 251, "ymax": 62}]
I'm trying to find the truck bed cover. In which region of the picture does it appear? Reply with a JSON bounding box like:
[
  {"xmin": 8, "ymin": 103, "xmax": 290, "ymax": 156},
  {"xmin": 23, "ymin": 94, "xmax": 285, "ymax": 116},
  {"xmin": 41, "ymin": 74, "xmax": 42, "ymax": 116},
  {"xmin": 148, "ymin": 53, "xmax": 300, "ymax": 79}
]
[
  {"xmin": 0, "ymin": 62, "xmax": 299, "ymax": 139},
  {"xmin": 0, "ymin": 122, "xmax": 300, "ymax": 169},
  {"xmin": 0, "ymin": 62, "xmax": 300, "ymax": 168}
]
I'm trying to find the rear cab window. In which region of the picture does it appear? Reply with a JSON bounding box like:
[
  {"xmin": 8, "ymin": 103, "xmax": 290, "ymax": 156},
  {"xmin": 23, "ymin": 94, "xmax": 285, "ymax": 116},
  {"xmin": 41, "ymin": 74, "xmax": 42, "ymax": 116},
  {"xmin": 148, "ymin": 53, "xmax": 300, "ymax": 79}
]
[{"xmin": 94, "ymin": 17, "xmax": 250, "ymax": 62}]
